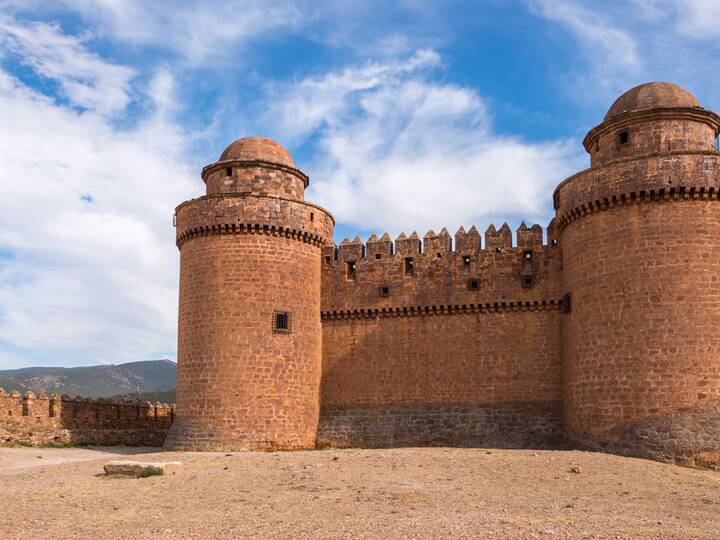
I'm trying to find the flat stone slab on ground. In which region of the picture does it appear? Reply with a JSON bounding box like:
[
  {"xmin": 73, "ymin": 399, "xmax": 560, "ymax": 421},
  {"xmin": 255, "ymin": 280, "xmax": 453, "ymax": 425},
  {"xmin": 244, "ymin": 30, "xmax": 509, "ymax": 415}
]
[{"xmin": 104, "ymin": 460, "xmax": 182, "ymax": 477}]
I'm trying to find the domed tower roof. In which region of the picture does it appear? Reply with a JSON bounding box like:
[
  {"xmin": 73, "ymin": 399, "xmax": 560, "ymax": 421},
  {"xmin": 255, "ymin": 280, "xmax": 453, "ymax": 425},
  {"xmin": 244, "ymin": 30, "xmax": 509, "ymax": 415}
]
[
  {"xmin": 604, "ymin": 82, "xmax": 701, "ymax": 121},
  {"xmin": 219, "ymin": 136, "xmax": 294, "ymax": 167}
]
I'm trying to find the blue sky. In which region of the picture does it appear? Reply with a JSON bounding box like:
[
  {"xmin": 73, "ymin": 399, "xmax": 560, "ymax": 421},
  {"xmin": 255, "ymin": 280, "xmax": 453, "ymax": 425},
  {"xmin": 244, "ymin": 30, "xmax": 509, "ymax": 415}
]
[{"xmin": 1, "ymin": 0, "xmax": 720, "ymax": 368}]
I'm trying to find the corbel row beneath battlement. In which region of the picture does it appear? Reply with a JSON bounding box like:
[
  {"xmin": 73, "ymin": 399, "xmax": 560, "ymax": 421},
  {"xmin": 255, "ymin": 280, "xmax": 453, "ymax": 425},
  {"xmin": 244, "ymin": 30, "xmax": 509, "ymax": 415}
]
[
  {"xmin": 176, "ymin": 222, "xmax": 328, "ymax": 248},
  {"xmin": 321, "ymin": 299, "xmax": 564, "ymax": 320},
  {"xmin": 557, "ymin": 184, "xmax": 720, "ymax": 230}
]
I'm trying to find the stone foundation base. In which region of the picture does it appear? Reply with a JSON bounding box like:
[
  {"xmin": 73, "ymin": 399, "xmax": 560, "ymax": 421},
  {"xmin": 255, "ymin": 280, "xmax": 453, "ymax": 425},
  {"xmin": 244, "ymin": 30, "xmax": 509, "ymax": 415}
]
[
  {"xmin": 317, "ymin": 402, "xmax": 563, "ymax": 449},
  {"xmin": 566, "ymin": 405, "xmax": 720, "ymax": 468},
  {"xmin": 162, "ymin": 419, "xmax": 316, "ymax": 452}
]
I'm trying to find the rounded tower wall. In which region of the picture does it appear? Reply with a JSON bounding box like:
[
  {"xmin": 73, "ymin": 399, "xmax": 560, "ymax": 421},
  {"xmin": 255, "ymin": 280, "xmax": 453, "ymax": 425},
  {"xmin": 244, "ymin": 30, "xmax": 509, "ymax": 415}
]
[
  {"xmin": 562, "ymin": 200, "xmax": 720, "ymax": 461},
  {"xmin": 171, "ymin": 231, "xmax": 324, "ymax": 450},
  {"xmin": 202, "ymin": 161, "xmax": 308, "ymax": 199},
  {"xmin": 586, "ymin": 114, "xmax": 717, "ymax": 166},
  {"xmin": 164, "ymin": 137, "xmax": 334, "ymax": 452},
  {"xmin": 559, "ymin": 83, "xmax": 720, "ymax": 467}
]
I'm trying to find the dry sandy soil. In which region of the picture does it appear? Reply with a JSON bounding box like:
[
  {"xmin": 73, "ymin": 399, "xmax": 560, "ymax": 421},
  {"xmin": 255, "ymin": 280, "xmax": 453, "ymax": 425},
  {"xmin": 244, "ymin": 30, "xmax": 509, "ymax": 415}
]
[{"xmin": 0, "ymin": 447, "xmax": 719, "ymax": 539}]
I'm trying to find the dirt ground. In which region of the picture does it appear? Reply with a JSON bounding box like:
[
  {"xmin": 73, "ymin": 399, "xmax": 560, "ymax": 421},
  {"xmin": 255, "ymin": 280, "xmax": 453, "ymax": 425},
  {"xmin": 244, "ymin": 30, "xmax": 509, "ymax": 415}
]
[
  {"xmin": 0, "ymin": 446, "xmax": 160, "ymax": 473},
  {"xmin": 0, "ymin": 447, "xmax": 719, "ymax": 539}
]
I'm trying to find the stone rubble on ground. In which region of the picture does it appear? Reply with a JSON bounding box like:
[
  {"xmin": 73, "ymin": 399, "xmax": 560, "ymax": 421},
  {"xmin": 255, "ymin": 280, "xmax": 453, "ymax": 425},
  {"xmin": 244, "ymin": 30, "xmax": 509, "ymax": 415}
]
[{"xmin": 103, "ymin": 460, "xmax": 182, "ymax": 477}]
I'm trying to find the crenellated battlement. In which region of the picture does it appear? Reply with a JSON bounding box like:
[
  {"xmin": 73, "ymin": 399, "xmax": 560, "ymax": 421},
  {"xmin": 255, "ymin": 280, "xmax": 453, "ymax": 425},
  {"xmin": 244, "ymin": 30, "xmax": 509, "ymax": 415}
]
[
  {"xmin": 165, "ymin": 84, "xmax": 720, "ymax": 463},
  {"xmin": 327, "ymin": 221, "xmax": 556, "ymax": 260},
  {"xmin": 321, "ymin": 220, "xmax": 562, "ymax": 312},
  {"xmin": 0, "ymin": 389, "xmax": 174, "ymax": 447}
]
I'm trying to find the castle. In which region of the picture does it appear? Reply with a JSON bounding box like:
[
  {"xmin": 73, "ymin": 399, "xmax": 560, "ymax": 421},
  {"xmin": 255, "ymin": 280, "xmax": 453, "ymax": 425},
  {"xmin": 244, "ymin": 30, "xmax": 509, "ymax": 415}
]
[{"xmin": 161, "ymin": 82, "xmax": 720, "ymax": 468}]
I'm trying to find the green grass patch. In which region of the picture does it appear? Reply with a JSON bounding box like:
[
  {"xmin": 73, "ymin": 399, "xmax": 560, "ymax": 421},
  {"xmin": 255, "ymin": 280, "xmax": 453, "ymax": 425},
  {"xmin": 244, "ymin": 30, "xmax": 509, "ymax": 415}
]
[{"xmin": 138, "ymin": 466, "xmax": 164, "ymax": 478}]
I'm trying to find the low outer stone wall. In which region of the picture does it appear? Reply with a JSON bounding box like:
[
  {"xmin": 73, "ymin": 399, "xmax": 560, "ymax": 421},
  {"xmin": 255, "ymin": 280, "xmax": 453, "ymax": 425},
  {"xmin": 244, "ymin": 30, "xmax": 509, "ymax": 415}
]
[{"xmin": 0, "ymin": 390, "xmax": 173, "ymax": 447}]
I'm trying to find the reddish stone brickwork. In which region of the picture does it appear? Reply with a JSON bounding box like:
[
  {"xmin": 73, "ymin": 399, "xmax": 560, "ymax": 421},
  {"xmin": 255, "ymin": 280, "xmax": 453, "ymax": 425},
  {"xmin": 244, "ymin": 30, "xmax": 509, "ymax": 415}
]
[
  {"xmin": 321, "ymin": 222, "xmax": 562, "ymax": 311},
  {"xmin": 318, "ymin": 308, "xmax": 563, "ymax": 448},
  {"xmin": 219, "ymin": 137, "xmax": 295, "ymax": 166},
  {"xmin": 164, "ymin": 137, "xmax": 335, "ymax": 451},
  {"xmin": 559, "ymin": 82, "xmax": 720, "ymax": 468},
  {"xmin": 0, "ymin": 390, "xmax": 172, "ymax": 447},
  {"xmin": 16, "ymin": 84, "xmax": 712, "ymax": 466}
]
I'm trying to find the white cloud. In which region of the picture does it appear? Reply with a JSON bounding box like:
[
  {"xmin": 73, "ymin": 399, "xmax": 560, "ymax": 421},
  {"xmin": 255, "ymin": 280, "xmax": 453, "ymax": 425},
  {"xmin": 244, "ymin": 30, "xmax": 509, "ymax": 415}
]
[
  {"xmin": 4, "ymin": 0, "xmax": 303, "ymax": 63},
  {"xmin": 0, "ymin": 14, "xmax": 135, "ymax": 115},
  {"xmin": 0, "ymin": 53, "xmax": 197, "ymax": 368},
  {"xmin": 528, "ymin": 0, "xmax": 641, "ymax": 98},
  {"xmin": 527, "ymin": 0, "xmax": 720, "ymax": 107},
  {"xmin": 266, "ymin": 49, "xmax": 442, "ymax": 140},
  {"xmin": 675, "ymin": 0, "xmax": 720, "ymax": 39},
  {"xmin": 264, "ymin": 51, "xmax": 580, "ymax": 236}
]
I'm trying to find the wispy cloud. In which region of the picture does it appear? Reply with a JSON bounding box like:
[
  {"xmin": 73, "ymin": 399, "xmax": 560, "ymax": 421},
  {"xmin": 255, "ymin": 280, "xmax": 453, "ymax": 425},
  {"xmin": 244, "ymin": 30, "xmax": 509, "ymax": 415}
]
[
  {"xmin": 264, "ymin": 51, "xmax": 580, "ymax": 236},
  {"xmin": 4, "ymin": 0, "xmax": 303, "ymax": 63},
  {"xmin": 528, "ymin": 0, "xmax": 641, "ymax": 99},
  {"xmin": 0, "ymin": 14, "xmax": 135, "ymax": 115},
  {"xmin": 675, "ymin": 0, "xmax": 720, "ymax": 39},
  {"xmin": 0, "ymin": 41, "xmax": 197, "ymax": 367},
  {"xmin": 528, "ymin": 0, "xmax": 720, "ymax": 106}
]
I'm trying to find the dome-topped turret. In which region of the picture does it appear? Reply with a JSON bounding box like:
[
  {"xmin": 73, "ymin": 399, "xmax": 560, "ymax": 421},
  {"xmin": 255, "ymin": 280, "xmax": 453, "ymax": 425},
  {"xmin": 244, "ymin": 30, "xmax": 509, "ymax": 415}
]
[
  {"xmin": 219, "ymin": 136, "xmax": 294, "ymax": 167},
  {"xmin": 604, "ymin": 82, "xmax": 701, "ymax": 121}
]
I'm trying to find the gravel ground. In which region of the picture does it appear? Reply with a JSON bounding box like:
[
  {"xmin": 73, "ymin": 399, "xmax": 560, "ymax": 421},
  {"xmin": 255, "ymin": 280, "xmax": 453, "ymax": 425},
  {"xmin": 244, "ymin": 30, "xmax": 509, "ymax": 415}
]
[
  {"xmin": 0, "ymin": 447, "xmax": 719, "ymax": 539},
  {"xmin": 0, "ymin": 446, "xmax": 160, "ymax": 473}
]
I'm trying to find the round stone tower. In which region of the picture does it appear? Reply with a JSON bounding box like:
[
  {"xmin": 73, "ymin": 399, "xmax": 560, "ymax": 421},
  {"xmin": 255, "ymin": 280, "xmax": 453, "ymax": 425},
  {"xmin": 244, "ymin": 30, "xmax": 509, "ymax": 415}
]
[
  {"xmin": 164, "ymin": 137, "xmax": 334, "ymax": 451},
  {"xmin": 555, "ymin": 82, "xmax": 720, "ymax": 466}
]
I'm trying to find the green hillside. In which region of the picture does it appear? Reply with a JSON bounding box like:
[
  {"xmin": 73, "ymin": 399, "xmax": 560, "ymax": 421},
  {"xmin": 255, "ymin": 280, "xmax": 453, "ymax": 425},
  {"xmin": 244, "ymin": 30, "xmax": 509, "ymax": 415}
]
[
  {"xmin": 109, "ymin": 389, "xmax": 176, "ymax": 404},
  {"xmin": 0, "ymin": 375, "xmax": 27, "ymax": 393},
  {"xmin": 0, "ymin": 360, "xmax": 176, "ymax": 399}
]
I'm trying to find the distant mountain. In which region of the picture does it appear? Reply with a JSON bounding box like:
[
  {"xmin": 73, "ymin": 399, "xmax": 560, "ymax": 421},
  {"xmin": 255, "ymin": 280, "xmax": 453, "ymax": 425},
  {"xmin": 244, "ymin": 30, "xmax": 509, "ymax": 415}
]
[
  {"xmin": 0, "ymin": 360, "xmax": 176, "ymax": 399},
  {"xmin": 0, "ymin": 375, "xmax": 27, "ymax": 393},
  {"xmin": 109, "ymin": 389, "xmax": 176, "ymax": 404}
]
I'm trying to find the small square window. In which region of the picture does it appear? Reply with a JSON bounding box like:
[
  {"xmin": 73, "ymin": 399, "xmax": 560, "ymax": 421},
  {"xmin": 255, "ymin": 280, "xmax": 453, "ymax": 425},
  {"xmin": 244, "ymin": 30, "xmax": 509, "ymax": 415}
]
[
  {"xmin": 468, "ymin": 278, "xmax": 480, "ymax": 290},
  {"xmin": 463, "ymin": 255, "xmax": 471, "ymax": 267},
  {"xmin": 273, "ymin": 311, "xmax": 291, "ymax": 333},
  {"xmin": 522, "ymin": 275, "xmax": 535, "ymax": 288},
  {"xmin": 551, "ymin": 239, "xmax": 558, "ymax": 247},
  {"xmin": 347, "ymin": 261, "xmax": 356, "ymax": 280},
  {"xmin": 495, "ymin": 247, "xmax": 501, "ymax": 254},
  {"xmin": 436, "ymin": 252, "xmax": 442, "ymax": 258},
  {"xmin": 404, "ymin": 257, "xmax": 414, "ymax": 277},
  {"xmin": 617, "ymin": 130, "xmax": 629, "ymax": 145},
  {"xmin": 375, "ymin": 253, "xmax": 382, "ymax": 259},
  {"xmin": 225, "ymin": 166, "xmax": 232, "ymax": 177},
  {"xmin": 379, "ymin": 285, "xmax": 390, "ymax": 297},
  {"xmin": 523, "ymin": 250, "xmax": 533, "ymax": 261}
]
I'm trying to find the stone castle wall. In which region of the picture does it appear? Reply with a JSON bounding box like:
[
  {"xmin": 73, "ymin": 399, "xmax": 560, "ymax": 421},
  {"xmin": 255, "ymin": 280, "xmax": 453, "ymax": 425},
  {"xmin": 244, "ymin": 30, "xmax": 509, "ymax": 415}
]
[
  {"xmin": 318, "ymin": 223, "xmax": 565, "ymax": 448},
  {"xmin": 0, "ymin": 390, "xmax": 173, "ymax": 447},
  {"xmin": 6, "ymin": 85, "xmax": 720, "ymax": 467},
  {"xmin": 557, "ymin": 139, "xmax": 720, "ymax": 468},
  {"xmin": 164, "ymin": 168, "xmax": 335, "ymax": 451}
]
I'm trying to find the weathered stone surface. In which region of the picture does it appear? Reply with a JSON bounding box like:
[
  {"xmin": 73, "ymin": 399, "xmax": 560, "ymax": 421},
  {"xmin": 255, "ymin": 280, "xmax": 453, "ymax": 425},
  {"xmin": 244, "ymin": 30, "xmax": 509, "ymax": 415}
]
[
  {"xmin": 165, "ymin": 138, "xmax": 334, "ymax": 453},
  {"xmin": 5, "ymin": 83, "xmax": 720, "ymax": 469},
  {"xmin": 0, "ymin": 392, "xmax": 173, "ymax": 447},
  {"xmin": 104, "ymin": 460, "xmax": 182, "ymax": 477}
]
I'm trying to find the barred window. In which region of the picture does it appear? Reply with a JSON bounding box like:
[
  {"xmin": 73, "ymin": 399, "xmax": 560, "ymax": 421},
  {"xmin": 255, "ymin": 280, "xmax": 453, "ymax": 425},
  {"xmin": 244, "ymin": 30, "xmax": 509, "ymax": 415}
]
[{"xmin": 273, "ymin": 311, "xmax": 291, "ymax": 333}]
